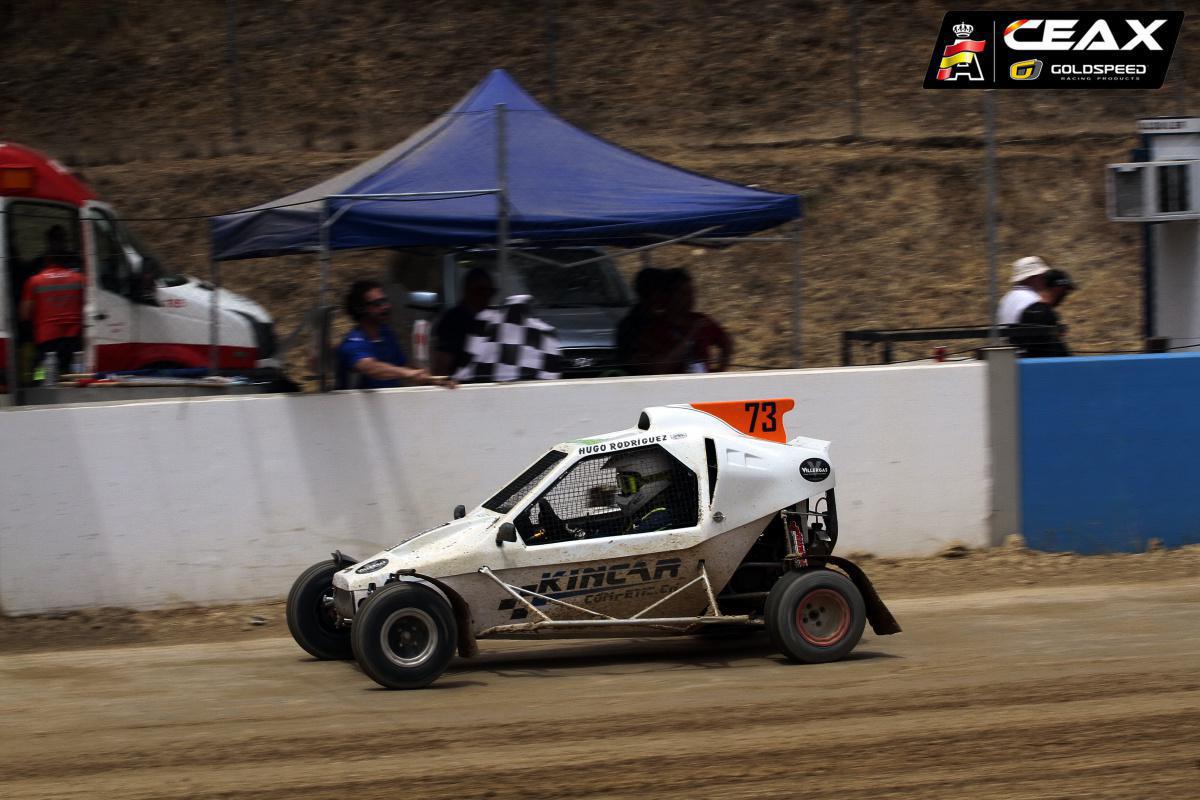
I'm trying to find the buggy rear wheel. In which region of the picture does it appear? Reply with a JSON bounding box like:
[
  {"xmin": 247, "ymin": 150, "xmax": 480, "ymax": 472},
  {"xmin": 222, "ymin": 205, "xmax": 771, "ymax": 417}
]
[
  {"xmin": 286, "ymin": 560, "xmax": 353, "ymax": 660},
  {"xmin": 352, "ymin": 583, "xmax": 457, "ymax": 689},
  {"xmin": 765, "ymin": 569, "xmax": 865, "ymax": 663}
]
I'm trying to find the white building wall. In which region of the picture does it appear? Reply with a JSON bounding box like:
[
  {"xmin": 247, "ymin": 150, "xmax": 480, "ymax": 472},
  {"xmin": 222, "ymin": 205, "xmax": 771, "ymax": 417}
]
[
  {"xmin": 1154, "ymin": 221, "xmax": 1200, "ymax": 349},
  {"xmin": 1146, "ymin": 128, "xmax": 1200, "ymax": 350},
  {"xmin": 0, "ymin": 363, "xmax": 991, "ymax": 614}
]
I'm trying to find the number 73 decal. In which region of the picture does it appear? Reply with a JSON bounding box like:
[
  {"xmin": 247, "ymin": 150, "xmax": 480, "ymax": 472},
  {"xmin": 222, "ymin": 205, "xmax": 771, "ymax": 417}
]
[{"xmin": 690, "ymin": 399, "xmax": 796, "ymax": 443}]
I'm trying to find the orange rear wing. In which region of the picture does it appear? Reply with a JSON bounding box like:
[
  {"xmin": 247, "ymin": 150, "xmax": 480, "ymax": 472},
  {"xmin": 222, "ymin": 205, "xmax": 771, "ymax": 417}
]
[{"xmin": 690, "ymin": 399, "xmax": 796, "ymax": 443}]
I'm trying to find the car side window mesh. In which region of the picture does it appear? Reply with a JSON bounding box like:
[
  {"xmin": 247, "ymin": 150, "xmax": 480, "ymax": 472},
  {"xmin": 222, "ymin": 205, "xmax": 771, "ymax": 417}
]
[
  {"xmin": 516, "ymin": 445, "xmax": 699, "ymax": 545},
  {"xmin": 483, "ymin": 450, "xmax": 566, "ymax": 513}
]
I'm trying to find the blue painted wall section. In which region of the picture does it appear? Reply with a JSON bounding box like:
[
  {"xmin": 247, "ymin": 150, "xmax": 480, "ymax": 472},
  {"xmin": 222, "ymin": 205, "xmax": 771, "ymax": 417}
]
[{"xmin": 1020, "ymin": 353, "xmax": 1200, "ymax": 553}]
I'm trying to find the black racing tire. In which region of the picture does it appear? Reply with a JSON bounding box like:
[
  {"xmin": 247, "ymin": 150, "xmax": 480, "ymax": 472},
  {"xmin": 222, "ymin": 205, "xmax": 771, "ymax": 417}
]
[
  {"xmin": 765, "ymin": 569, "xmax": 865, "ymax": 664},
  {"xmin": 351, "ymin": 582, "xmax": 457, "ymax": 690},
  {"xmin": 286, "ymin": 560, "xmax": 353, "ymax": 660}
]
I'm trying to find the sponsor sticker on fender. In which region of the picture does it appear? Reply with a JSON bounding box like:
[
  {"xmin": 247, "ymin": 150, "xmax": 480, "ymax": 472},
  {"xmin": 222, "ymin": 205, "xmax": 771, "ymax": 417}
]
[
  {"xmin": 354, "ymin": 558, "xmax": 389, "ymax": 574},
  {"xmin": 800, "ymin": 458, "xmax": 831, "ymax": 482},
  {"xmin": 924, "ymin": 11, "xmax": 1183, "ymax": 89},
  {"xmin": 498, "ymin": 558, "xmax": 684, "ymax": 619}
]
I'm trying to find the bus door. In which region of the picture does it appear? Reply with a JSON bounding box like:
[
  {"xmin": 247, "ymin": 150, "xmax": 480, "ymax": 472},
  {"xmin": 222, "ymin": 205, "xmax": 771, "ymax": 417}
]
[{"xmin": 3, "ymin": 199, "xmax": 83, "ymax": 385}]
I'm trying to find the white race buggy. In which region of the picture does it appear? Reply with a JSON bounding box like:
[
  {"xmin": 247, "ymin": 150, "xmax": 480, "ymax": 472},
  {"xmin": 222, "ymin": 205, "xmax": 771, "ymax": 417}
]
[{"xmin": 286, "ymin": 399, "xmax": 900, "ymax": 689}]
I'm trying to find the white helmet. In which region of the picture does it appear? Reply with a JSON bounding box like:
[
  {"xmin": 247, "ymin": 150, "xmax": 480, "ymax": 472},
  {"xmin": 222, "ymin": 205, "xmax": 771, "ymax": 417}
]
[{"xmin": 604, "ymin": 450, "xmax": 672, "ymax": 516}]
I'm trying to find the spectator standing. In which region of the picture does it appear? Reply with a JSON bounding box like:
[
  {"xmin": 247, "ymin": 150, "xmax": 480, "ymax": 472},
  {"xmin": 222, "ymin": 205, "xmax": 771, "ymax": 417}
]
[
  {"xmin": 1016, "ymin": 269, "xmax": 1075, "ymax": 358},
  {"xmin": 432, "ymin": 267, "xmax": 495, "ymax": 377},
  {"xmin": 665, "ymin": 268, "xmax": 732, "ymax": 372},
  {"xmin": 615, "ymin": 267, "xmax": 666, "ymax": 374},
  {"xmin": 628, "ymin": 268, "xmax": 733, "ymax": 374},
  {"xmin": 998, "ymin": 256, "xmax": 1050, "ymax": 325},
  {"xmin": 336, "ymin": 279, "xmax": 454, "ymax": 390},
  {"xmin": 19, "ymin": 258, "xmax": 83, "ymax": 382},
  {"xmin": 628, "ymin": 268, "xmax": 698, "ymax": 375}
]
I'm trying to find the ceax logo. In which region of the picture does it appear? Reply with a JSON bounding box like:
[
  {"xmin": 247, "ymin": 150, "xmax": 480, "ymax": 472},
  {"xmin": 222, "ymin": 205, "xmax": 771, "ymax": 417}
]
[
  {"xmin": 1002, "ymin": 18, "xmax": 1166, "ymax": 51},
  {"xmin": 1010, "ymin": 58, "xmax": 1043, "ymax": 80},
  {"xmin": 937, "ymin": 21, "xmax": 986, "ymax": 81}
]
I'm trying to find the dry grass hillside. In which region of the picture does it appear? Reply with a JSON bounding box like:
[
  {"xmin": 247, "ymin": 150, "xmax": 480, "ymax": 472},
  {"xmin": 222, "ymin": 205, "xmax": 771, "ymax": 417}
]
[{"xmin": 2, "ymin": 0, "xmax": 1196, "ymax": 372}]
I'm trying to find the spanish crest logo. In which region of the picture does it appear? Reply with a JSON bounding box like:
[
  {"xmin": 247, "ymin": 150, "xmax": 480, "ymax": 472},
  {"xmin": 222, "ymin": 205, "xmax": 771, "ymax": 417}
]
[{"xmin": 936, "ymin": 21, "xmax": 987, "ymax": 81}]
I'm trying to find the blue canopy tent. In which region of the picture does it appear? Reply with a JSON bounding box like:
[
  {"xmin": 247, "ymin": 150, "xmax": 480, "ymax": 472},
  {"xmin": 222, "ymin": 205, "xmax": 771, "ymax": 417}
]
[
  {"xmin": 208, "ymin": 69, "xmax": 805, "ymax": 376},
  {"xmin": 210, "ymin": 69, "xmax": 801, "ymax": 259}
]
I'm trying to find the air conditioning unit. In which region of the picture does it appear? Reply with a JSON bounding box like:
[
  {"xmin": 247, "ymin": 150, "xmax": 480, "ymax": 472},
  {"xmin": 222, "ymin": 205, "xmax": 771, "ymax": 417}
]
[{"xmin": 1108, "ymin": 160, "xmax": 1200, "ymax": 222}]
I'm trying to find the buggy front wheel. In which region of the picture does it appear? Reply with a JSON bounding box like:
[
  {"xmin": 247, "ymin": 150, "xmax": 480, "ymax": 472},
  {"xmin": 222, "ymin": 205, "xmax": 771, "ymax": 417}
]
[
  {"xmin": 765, "ymin": 569, "xmax": 865, "ymax": 663},
  {"xmin": 352, "ymin": 583, "xmax": 457, "ymax": 689}
]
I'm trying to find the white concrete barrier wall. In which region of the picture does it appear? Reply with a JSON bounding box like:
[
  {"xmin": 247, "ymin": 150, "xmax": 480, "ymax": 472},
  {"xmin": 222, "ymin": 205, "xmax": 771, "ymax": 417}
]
[{"xmin": 0, "ymin": 363, "xmax": 990, "ymax": 614}]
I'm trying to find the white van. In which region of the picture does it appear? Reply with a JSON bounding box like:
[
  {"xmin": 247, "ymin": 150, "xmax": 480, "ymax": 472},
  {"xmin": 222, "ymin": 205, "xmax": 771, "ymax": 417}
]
[{"xmin": 1, "ymin": 142, "xmax": 275, "ymax": 395}]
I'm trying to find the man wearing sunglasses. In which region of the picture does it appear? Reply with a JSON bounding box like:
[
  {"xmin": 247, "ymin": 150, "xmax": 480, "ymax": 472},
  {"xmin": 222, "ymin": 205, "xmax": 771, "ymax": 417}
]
[{"xmin": 336, "ymin": 279, "xmax": 455, "ymax": 390}]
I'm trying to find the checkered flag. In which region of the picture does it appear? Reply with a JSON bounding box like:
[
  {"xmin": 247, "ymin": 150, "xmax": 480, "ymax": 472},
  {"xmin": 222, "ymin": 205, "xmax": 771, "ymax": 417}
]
[{"xmin": 453, "ymin": 295, "xmax": 563, "ymax": 383}]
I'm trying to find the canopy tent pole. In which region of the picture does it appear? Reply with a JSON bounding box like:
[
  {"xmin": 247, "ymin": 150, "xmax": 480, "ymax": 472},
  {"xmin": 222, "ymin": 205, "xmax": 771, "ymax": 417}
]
[
  {"xmin": 325, "ymin": 191, "xmax": 499, "ymax": 201},
  {"xmin": 984, "ymin": 89, "xmax": 1000, "ymax": 345},
  {"xmin": 209, "ymin": 258, "xmax": 221, "ymax": 375},
  {"xmin": 679, "ymin": 235, "xmax": 796, "ymax": 244},
  {"xmin": 791, "ymin": 222, "xmax": 804, "ymax": 368},
  {"xmin": 318, "ymin": 199, "xmax": 332, "ymax": 391},
  {"xmin": 513, "ymin": 226, "xmax": 722, "ymax": 270},
  {"xmin": 496, "ymin": 103, "xmax": 510, "ymax": 279}
]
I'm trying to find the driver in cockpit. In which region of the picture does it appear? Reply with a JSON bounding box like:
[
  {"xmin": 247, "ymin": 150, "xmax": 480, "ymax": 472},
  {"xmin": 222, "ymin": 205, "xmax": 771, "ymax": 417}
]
[
  {"xmin": 527, "ymin": 449, "xmax": 682, "ymax": 543},
  {"xmin": 605, "ymin": 450, "xmax": 680, "ymax": 534}
]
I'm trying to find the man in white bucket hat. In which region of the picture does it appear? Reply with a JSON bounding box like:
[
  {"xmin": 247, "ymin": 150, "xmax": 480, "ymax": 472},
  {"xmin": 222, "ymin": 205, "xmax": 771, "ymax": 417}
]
[{"xmin": 997, "ymin": 256, "xmax": 1051, "ymax": 326}]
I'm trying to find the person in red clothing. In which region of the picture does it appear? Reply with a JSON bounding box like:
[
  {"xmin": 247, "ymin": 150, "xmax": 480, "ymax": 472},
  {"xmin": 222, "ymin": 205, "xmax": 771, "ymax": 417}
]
[
  {"xmin": 628, "ymin": 268, "xmax": 733, "ymax": 374},
  {"xmin": 20, "ymin": 261, "xmax": 84, "ymax": 379},
  {"xmin": 666, "ymin": 268, "xmax": 732, "ymax": 373}
]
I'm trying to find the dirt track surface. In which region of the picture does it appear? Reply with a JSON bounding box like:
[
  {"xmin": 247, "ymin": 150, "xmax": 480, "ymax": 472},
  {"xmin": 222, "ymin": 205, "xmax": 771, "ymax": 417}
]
[{"xmin": 2, "ymin": 551, "xmax": 1198, "ymax": 799}]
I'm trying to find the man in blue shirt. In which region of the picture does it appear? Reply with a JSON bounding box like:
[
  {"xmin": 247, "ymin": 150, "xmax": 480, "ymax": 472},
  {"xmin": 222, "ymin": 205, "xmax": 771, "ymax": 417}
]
[{"xmin": 336, "ymin": 279, "xmax": 455, "ymax": 390}]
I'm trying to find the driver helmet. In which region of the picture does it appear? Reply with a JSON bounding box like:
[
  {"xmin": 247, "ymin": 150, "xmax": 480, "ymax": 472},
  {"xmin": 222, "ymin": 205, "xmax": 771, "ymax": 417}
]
[{"xmin": 604, "ymin": 449, "xmax": 673, "ymax": 517}]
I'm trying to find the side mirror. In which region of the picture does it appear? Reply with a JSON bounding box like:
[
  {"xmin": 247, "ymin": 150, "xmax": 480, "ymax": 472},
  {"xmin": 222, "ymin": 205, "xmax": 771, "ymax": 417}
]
[
  {"xmin": 453, "ymin": 504, "xmax": 466, "ymax": 520},
  {"xmin": 407, "ymin": 291, "xmax": 441, "ymax": 311},
  {"xmin": 496, "ymin": 522, "xmax": 517, "ymax": 546}
]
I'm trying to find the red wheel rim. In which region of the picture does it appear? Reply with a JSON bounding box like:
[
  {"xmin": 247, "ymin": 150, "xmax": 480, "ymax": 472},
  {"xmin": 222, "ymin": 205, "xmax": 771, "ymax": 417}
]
[{"xmin": 795, "ymin": 588, "xmax": 851, "ymax": 646}]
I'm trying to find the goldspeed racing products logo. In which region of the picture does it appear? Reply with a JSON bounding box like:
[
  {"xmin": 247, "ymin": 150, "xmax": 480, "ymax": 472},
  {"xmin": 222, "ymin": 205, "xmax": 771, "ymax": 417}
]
[
  {"xmin": 1010, "ymin": 58, "xmax": 1043, "ymax": 80},
  {"xmin": 924, "ymin": 11, "xmax": 1183, "ymax": 89}
]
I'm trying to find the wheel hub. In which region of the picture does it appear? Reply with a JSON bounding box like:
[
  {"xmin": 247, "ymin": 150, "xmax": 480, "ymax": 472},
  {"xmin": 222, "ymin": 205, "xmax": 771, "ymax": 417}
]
[
  {"xmin": 795, "ymin": 588, "xmax": 851, "ymax": 645},
  {"xmin": 315, "ymin": 589, "xmax": 344, "ymax": 633},
  {"xmin": 380, "ymin": 607, "xmax": 437, "ymax": 667}
]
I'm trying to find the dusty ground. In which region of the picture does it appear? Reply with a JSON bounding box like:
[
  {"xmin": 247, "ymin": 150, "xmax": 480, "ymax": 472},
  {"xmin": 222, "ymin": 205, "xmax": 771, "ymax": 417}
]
[
  {"xmin": 0, "ymin": 546, "xmax": 1197, "ymax": 799},
  {"xmin": 3, "ymin": 542, "xmax": 1197, "ymax": 653}
]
